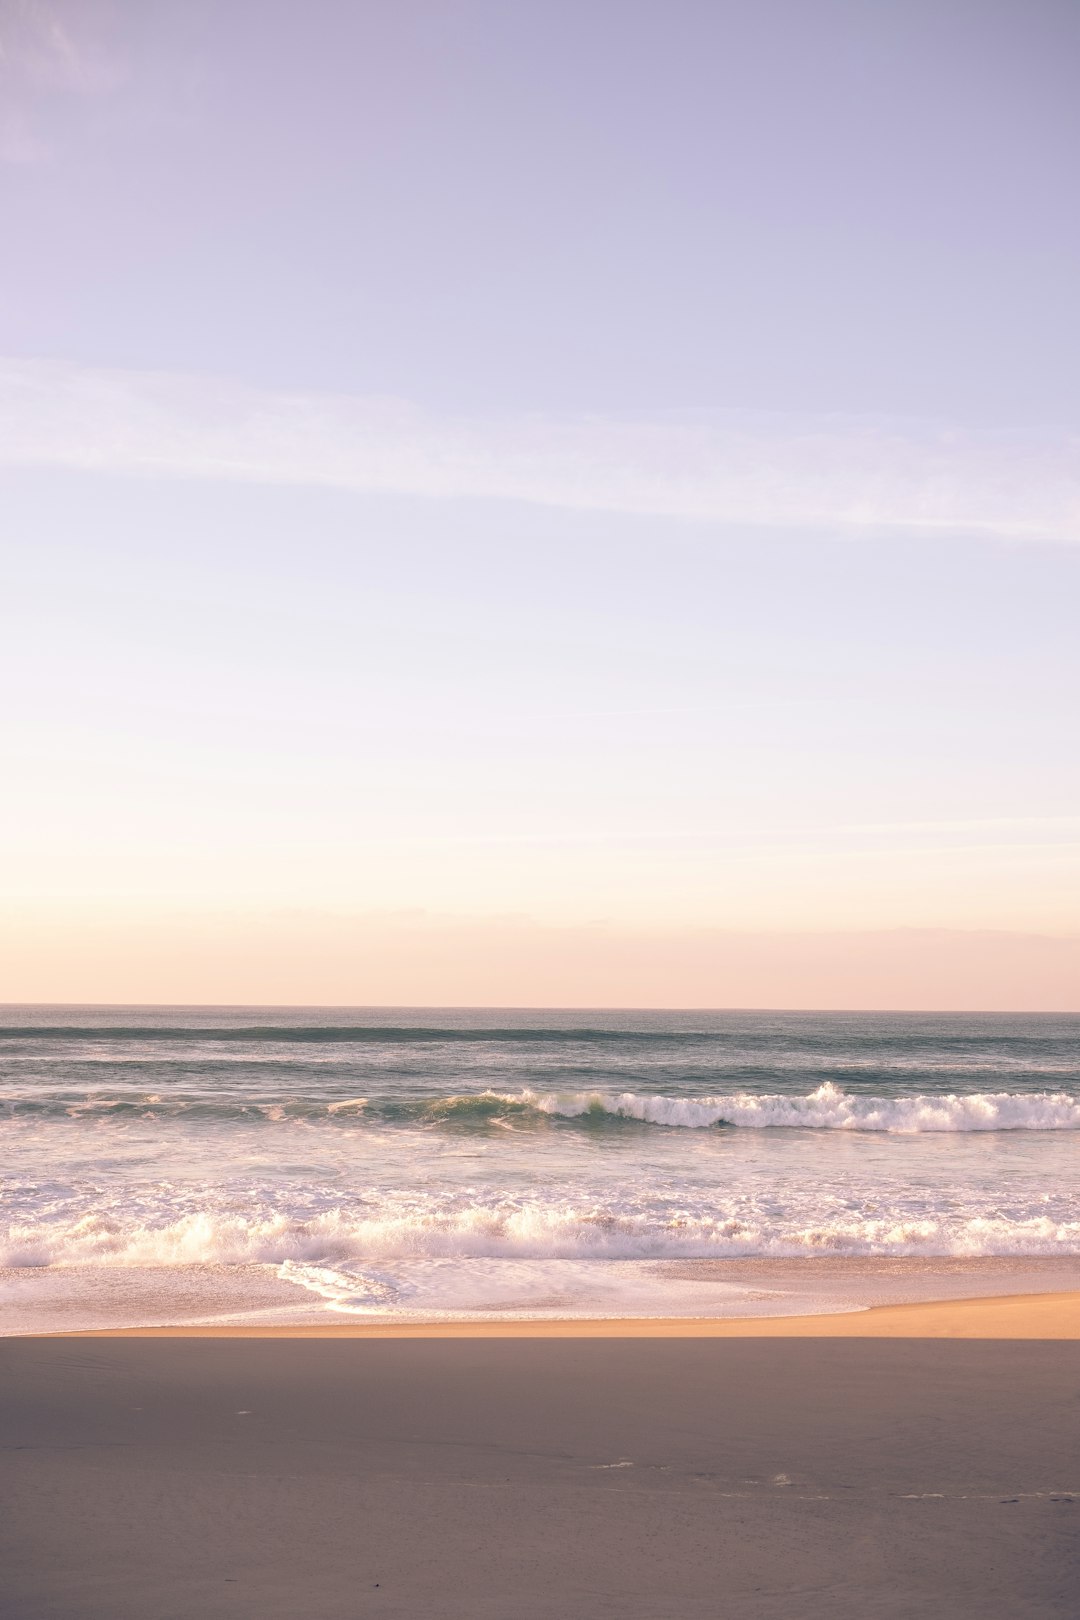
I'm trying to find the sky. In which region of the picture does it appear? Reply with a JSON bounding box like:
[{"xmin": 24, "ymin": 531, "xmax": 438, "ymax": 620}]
[{"xmin": 1, "ymin": 0, "xmax": 1078, "ymax": 1007}]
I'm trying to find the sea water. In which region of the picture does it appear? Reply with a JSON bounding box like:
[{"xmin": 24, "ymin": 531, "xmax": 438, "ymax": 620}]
[{"xmin": 2, "ymin": 1007, "xmax": 1079, "ymax": 1332}]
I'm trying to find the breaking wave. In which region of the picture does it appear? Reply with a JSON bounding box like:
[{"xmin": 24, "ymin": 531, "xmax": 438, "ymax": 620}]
[
  {"xmin": 5, "ymin": 1083, "xmax": 1079, "ymax": 1131},
  {"xmin": 5, "ymin": 1198, "xmax": 1080, "ymax": 1269},
  {"xmin": 516, "ymin": 1084, "xmax": 1080, "ymax": 1132}
]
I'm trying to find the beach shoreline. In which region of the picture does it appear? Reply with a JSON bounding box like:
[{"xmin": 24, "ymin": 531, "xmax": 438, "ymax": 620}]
[
  {"xmin": 7, "ymin": 1254, "xmax": 1080, "ymax": 1339},
  {"xmin": 37, "ymin": 1286, "xmax": 1080, "ymax": 1339}
]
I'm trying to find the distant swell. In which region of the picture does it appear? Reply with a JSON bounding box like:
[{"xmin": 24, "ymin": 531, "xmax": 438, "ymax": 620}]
[
  {"xmin": 0, "ymin": 1024, "xmax": 724, "ymax": 1045},
  {"xmin": 5, "ymin": 1083, "xmax": 1080, "ymax": 1131},
  {"xmin": 0, "ymin": 1025, "xmax": 1069, "ymax": 1058}
]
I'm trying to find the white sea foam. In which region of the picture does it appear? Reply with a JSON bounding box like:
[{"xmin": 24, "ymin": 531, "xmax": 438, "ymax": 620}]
[
  {"xmin": 5, "ymin": 1200, "xmax": 1080, "ymax": 1270},
  {"xmin": 277, "ymin": 1259, "xmax": 404, "ymax": 1309},
  {"xmin": 520, "ymin": 1083, "xmax": 1080, "ymax": 1131},
  {"xmin": 273, "ymin": 1257, "xmax": 786, "ymax": 1320}
]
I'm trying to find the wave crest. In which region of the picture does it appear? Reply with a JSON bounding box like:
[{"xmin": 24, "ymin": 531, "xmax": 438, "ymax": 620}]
[
  {"xmin": 529, "ymin": 1083, "xmax": 1080, "ymax": 1132},
  {"xmin": 4, "ymin": 1082, "xmax": 1079, "ymax": 1131}
]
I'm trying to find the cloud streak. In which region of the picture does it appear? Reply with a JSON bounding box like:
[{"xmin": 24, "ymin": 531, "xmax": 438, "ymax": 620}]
[
  {"xmin": 0, "ymin": 1, "xmax": 123, "ymax": 163},
  {"xmin": 2, "ymin": 357, "xmax": 1078, "ymax": 540}
]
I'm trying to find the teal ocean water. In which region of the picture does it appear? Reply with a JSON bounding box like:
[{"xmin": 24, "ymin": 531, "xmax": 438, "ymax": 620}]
[{"xmin": 3, "ymin": 1007, "xmax": 1079, "ymax": 1329}]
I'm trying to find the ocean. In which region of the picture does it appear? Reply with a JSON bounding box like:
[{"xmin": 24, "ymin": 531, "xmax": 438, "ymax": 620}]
[{"xmin": 3, "ymin": 1006, "xmax": 1079, "ymax": 1333}]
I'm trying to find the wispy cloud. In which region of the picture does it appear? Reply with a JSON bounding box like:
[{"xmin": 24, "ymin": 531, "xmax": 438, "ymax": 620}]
[
  {"xmin": 2, "ymin": 357, "xmax": 1078, "ymax": 540},
  {"xmin": 0, "ymin": 0, "xmax": 123, "ymax": 162}
]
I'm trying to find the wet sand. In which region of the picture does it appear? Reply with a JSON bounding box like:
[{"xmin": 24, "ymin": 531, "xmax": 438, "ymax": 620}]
[
  {"xmin": 3, "ymin": 1324, "xmax": 1079, "ymax": 1618},
  {"xmin": 59, "ymin": 1287, "xmax": 1080, "ymax": 1338},
  {"xmin": 7, "ymin": 1254, "xmax": 1080, "ymax": 1337}
]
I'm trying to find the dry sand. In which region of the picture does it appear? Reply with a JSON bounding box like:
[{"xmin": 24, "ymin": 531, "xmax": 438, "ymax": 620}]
[{"xmin": 3, "ymin": 1300, "xmax": 1079, "ymax": 1618}]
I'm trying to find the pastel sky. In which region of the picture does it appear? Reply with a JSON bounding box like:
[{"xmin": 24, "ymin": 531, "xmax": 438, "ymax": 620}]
[{"xmin": 2, "ymin": 0, "xmax": 1078, "ymax": 1007}]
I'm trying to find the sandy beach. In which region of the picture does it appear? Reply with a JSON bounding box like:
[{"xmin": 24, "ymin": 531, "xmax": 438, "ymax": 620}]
[{"xmin": 2, "ymin": 1293, "xmax": 1078, "ymax": 1619}]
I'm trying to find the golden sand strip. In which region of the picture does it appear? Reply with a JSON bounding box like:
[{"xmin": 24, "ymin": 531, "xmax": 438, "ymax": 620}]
[{"xmin": 54, "ymin": 1288, "xmax": 1080, "ymax": 1339}]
